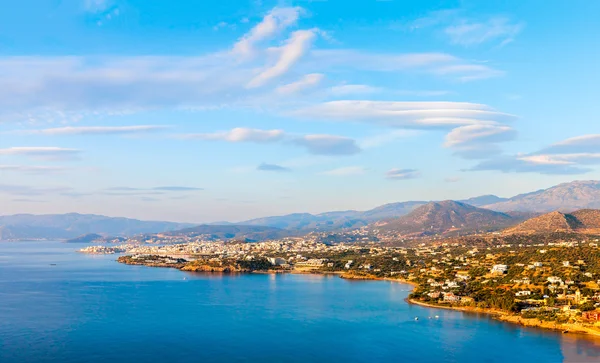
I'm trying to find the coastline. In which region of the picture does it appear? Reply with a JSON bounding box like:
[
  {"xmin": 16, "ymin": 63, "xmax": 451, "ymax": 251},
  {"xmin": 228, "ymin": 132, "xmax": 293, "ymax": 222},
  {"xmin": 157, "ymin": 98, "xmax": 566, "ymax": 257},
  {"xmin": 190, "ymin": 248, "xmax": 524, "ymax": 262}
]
[
  {"xmin": 116, "ymin": 256, "xmax": 600, "ymax": 339},
  {"xmin": 407, "ymin": 298, "xmax": 600, "ymax": 338}
]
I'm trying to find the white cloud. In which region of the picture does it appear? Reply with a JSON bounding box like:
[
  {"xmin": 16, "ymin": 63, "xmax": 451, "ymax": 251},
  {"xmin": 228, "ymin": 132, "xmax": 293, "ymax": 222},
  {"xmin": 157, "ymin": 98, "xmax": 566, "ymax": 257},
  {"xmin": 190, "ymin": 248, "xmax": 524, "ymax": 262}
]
[
  {"xmin": 233, "ymin": 7, "xmax": 303, "ymax": 58},
  {"xmin": 309, "ymin": 50, "xmax": 502, "ymax": 81},
  {"xmin": 182, "ymin": 127, "xmax": 285, "ymax": 143},
  {"xmin": 294, "ymin": 101, "xmax": 515, "ymax": 128},
  {"xmin": 445, "ymin": 17, "xmax": 524, "ymax": 46},
  {"xmin": 468, "ymin": 133, "xmax": 600, "ymax": 175},
  {"xmin": 0, "ymin": 147, "xmax": 80, "ymax": 160},
  {"xmin": 444, "ymin": 124, "xmax": 515, "ymax": 147},
  {"xmin": 247, "ymin": 29, "xmax": 317, "ymax": 88},
  {"xmin": 386, "ymin": 168, "xmax": 420, "ymax": 180},
  {"xmin": 23, "ymin": 125, "xmax": 169, "ymax": 135},
  {"xmin": 276, "ymin": 73, "xmax": 324, "ymax": 94},
  {"xmin": 320, "ymin": 166, "xmax": 366, "ymax": 176}
]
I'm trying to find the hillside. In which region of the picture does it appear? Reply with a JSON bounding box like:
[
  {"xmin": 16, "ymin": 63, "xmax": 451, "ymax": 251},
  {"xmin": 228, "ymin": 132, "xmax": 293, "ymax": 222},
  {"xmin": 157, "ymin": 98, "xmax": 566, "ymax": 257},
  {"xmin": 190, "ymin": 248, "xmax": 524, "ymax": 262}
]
[
  {"xmin": 484, "ymin": 180, "xmax": 600, "ymax": 212},
  {"xmin": 0, "ymin": 213, "xmax": 193, "ymax": 241},
  {"xmin": 505, "ymin": 209, "xmax": 600, "ymax": 234},
  {"xmin": 372, "ymin": 201, "xmax": 518, "ymax": 236},
  {"xmin": 162, "ymin": 224, "xmax": 292, "ymax": 242}
]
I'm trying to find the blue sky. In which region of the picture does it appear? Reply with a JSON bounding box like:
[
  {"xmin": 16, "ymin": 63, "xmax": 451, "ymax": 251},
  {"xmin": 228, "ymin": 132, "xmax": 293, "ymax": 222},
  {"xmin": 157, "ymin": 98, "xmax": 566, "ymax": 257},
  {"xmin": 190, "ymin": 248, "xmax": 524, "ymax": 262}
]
[{"xmin": 1, "ymin": 0, "xmax": 600, "ymax": 222}]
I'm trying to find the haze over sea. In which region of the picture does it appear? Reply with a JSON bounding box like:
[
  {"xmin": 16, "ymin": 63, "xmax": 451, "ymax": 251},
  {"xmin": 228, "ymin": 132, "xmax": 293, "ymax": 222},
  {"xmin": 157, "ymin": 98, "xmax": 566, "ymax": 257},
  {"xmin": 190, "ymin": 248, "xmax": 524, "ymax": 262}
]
[{"xmin": 1, "ymin": 241, "xmax": 600, "ymax": 363}]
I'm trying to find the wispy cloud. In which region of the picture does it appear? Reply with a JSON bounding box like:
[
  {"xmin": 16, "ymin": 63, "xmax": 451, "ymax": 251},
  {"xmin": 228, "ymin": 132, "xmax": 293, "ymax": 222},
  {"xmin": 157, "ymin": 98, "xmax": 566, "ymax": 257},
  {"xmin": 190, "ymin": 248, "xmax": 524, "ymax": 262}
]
[
  {"xmin": 0, "ymin": 147, "xmax": 81, "ymax": 161},
  {"xmin": 257, "ymin": 163, "xmax": 291, "ymax": 172},
  {"xmin": 276, "ymin": 73, "xmax": 324, "ymax": 94},
  {"xmin": 444, "ymin": 123, "xmax": 517, "ymax": 159},
  {"xmin": 445, "ymin": 17, "xmax": 524, "ymax": 47},
  {"xmin": 468, "ymin": 133, "xmax": 600, "ymax": 175},
  {"xmin": 181, "ymin": 127, "xmax": 285, "ymax": 143},
  {"xmin": 0, "ymin": 165, "xmax": 71, "ymax": 174},
  {"xmin": 233, "ymin": 7, "xmax": 303, "ymax": 58},
  {"xmin": 22, "ymin": 125, "xmax": 169, "ymax": 135},
  {"xmin": 406, "ymin": 10, "xmax": 524, "ymax": 47},
  {"xmin": 386, "ymin": 168, "xmax": 420, "ymax": 180},
  {"xmin": 247, "ymin": 29, "xmax": 318, "ymax": 88},
  {"xmin": 182, "ymin": 127, "xmax": 362, "ymax": 156}
]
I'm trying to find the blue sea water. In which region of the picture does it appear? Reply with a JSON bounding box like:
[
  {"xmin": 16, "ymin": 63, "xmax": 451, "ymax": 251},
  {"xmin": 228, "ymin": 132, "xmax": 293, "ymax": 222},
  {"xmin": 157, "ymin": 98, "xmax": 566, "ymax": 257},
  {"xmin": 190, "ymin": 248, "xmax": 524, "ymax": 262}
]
[{"xmin": 1, "ymin": 242, "xmax": 600, "ymax": 363}]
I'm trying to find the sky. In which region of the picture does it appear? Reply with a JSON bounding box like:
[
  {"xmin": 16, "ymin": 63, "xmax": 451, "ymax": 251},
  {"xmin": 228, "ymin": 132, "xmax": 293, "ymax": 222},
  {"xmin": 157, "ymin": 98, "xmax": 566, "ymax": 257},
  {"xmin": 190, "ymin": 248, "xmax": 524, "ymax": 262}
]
[{"xmin": 1, "ymin": 0, "xmax": 600, "ymax": 223}]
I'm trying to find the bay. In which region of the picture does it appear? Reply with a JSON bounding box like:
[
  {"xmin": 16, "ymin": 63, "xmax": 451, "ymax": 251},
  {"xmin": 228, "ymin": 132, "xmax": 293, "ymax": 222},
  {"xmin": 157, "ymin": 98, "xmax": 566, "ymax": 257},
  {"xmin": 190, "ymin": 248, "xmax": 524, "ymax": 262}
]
[{"xmin": 1, "ymin": 241, "xmax": 599, "ymax": 363}]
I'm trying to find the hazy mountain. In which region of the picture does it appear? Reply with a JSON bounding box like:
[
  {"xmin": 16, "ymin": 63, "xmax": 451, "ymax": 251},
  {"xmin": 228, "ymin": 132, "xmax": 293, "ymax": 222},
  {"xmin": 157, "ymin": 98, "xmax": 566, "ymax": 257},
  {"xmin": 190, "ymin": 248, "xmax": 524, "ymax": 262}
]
[
  {"xmin": 162, "ymin": 224, "xmax": 291, "ymax": 242},
  {"xmin": 459, "ymin": 195, "xmax": 508, "ymax": 207},
  {"xmin": 237, "ymin": 202, "xmax": 426, "ymax": 232},
  {"xmin": 0, "ymin": 213, "xmax": 193, "ymax": 241},
  {"xmin": 372, "ymin": 201, "xmax": 518, "ymax": 236},
  {"xmin": 484, "ymin": 180, "xmax": 600, "ymax": 212},
  {"xmin": 505, "ymin": 209, "xmax": 600, "ymax": 234}
]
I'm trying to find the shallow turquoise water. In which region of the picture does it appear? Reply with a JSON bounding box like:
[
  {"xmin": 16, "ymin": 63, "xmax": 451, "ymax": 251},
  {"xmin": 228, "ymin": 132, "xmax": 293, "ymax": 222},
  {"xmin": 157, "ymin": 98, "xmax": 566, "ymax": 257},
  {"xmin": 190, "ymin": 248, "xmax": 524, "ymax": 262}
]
[{"xmin": 1, "ymin": 241, "xmax": 599, "ymax": 362}]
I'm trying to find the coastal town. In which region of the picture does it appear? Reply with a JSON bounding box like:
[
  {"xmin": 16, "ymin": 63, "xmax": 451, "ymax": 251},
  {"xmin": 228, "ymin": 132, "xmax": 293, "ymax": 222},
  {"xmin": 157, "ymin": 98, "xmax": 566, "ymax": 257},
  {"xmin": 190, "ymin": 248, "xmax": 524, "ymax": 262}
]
[{"xmin": 80, "ymin": 231, "xmax": 600, "ymax": 337}]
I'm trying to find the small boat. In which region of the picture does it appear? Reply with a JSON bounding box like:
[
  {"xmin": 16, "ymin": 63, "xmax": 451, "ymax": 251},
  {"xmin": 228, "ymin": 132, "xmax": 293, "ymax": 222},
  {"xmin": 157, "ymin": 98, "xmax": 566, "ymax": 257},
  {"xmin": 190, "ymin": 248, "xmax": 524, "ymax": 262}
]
[
  {"xmin": 414, "ymin": 317, "xmax": 419, "ymax": 321},
  {"xmin": 563, "ymin": 330, "xmax": 569, "ymax": 334},
  {"xmin": 435, "ymin": 315, "xmax": 439, "ymax": 319}
]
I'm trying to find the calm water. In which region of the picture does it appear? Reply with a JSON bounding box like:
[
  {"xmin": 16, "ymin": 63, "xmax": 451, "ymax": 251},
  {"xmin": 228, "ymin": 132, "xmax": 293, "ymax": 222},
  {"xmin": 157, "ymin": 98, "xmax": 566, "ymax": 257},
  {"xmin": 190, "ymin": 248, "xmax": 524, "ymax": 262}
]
[{"xmin": 1, "ymin": 242, "xmax": 600, "ymax": 363}]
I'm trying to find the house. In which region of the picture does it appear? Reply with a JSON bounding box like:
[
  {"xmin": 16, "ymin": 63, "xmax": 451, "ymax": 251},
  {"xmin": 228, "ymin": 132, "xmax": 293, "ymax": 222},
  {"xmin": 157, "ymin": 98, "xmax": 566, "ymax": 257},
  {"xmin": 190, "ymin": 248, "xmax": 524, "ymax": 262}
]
[
  {"xmin": 547, "ymin": 276, "xmax": 563, "ymax": 284},
  {"xmin": 443, "ymin": 292, "xmax": 461, "ymax": 302},
  {"xmin": 267, "ymin": 257, "xmax": 287, "ymax": 266},
  {"xmin": 533, "ymin": 262, "xmax": 543, "ymax": 267},
  {"xmin": 516, "ymin": 291, "xmax": 532, "ymax": 297},
  {"xmin": 490, "ymin": 264, "xmax": 508, "ymax": 274},
  {"xmin": 427, "ymin": 291, "xmax": 441, "ymax": 299},
  {"xmin": 582, "ymin": 311, "xmax": 600, "ymax": 322}
]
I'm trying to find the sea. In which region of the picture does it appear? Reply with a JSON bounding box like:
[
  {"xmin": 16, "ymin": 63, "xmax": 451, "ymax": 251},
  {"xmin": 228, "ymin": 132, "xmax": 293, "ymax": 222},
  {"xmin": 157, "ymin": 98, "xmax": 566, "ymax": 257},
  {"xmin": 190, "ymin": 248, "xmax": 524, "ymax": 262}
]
[{"xmin": 1, "ymin": 241, "xmax": 600, "ymax": 363}]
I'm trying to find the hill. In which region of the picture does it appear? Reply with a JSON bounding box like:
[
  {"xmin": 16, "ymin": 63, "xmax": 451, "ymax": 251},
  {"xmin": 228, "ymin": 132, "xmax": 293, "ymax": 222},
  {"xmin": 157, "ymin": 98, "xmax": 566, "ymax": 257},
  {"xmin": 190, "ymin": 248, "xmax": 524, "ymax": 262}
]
[
  {"xmin": 0, "ymin": 213, "xmax": 193, "ymax": 241},
  {"xmin": 162, "ymin": 224, "xmax": 292, "ymax": 242},
  {"xmin": 484, "ymin": 180, "xmax": 600, "ymax": 213},
  {"xmin": 505, "ymin": 209, "xmax": 600, "ymax": 234},
  {"xmin": 372, "ymin": 201, "xmax": 518, "ymax": 237}
]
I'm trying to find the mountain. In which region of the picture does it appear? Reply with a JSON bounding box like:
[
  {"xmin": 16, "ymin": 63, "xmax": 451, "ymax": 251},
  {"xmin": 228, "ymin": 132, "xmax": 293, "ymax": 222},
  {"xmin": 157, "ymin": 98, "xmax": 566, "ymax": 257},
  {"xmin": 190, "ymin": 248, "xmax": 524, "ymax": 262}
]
[
  {"xmin": 161, "ymin": 224, "xmax": 291, "ymax": 242},
  {"xmin": 372, "ymin": 201, "xmax": 518, "ymax": 237},
  {"xmin": 484, "ymin": 180, "xmax": 600, "ymax": 213},
  {"xmin": 0, "ymin": 213, "xmax": 193, "ymax": 241},
  {"xmin": 505, "ymin": 209, "xmax": 600, "ymax": 234},
  {"xmin": 237, "ymin": 201, "xmax": 427, "ymax": 232},
  {"xmin": 459, "ymin": 195, "xmax": 508, "ymax": 207}
]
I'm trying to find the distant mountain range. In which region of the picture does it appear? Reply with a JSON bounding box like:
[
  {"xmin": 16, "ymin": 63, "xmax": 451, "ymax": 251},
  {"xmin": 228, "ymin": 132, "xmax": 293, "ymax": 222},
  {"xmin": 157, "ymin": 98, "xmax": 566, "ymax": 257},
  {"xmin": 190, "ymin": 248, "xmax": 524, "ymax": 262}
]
[
  {"xmin": 504, "ymin": 209, "xmax": 600, "ymax": 234},
  {"xmin": 370, "ymin": 201, "xmax": 519, "ymax": 237},
  {"xmin": 158, "ymin": 225, "xmax": 291, "ymax": 242},
  {"xmin": 482, "ymin": 180, "xmax": 600, "ymax": 212},
  {"xmin": 0, "ymin": 213, "xmax": 192, "ymax": 241},
  {"xmin": 233, "ymin": 180, "xmax": 600, "ymax": 232},
  {"xmin": 2, "ymin": 180, "xmax": 600, "ymax": 241}
]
